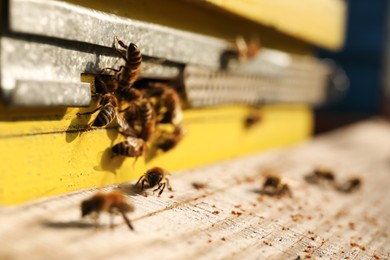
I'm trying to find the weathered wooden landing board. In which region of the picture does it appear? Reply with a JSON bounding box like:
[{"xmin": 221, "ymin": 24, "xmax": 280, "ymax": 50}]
[{"xmin": 0, "ymin": 119, "xmax": 389, "ymax": 259}]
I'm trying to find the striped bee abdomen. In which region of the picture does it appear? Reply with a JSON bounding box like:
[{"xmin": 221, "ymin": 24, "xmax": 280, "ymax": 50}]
[
  {"xmin": 93, "ymin": 105, "xmax": 115, "ymax": 127},
  {"xmin": 111, "ymin": 139, "xmax": 144, "ymax": 157},
  {"xmin": 126, "ymin": 44, "xmax": 142, "ymax": 70}
]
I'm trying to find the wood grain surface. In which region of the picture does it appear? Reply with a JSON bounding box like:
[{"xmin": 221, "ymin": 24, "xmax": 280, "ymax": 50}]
[{"xmin": 0, "ymin": 119, "xmax": 389, "ymax": 259}]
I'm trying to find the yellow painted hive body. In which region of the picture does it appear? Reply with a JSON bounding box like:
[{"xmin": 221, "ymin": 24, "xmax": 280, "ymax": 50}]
[
  {"xmin": 0, "ymin": 0, "xmax": 346, "ymax": 204},
  {"xmin": 0, "ymin": 105, "xmax": 312, "ymax": 204}
]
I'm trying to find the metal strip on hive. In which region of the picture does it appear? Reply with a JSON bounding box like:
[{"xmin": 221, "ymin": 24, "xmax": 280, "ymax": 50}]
[
  {"xmin": 184, "ymin": 55, "xmax": 331, "ymax": 107},
  {"xmin": 0, "ymin": 0, "xmax": 341, "ymax": 108},
  {"xmin": 0, "ymin": 37, "xmax": 180, "ymax": 106},
  {"xmin": 9, "ymin": 0, "xmax": 228, "ymax": 68}
]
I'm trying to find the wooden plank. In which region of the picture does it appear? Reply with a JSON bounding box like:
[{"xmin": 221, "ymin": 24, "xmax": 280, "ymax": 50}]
[{"xmin": 0, "ymin": 119, "xmax": 389, "ymax": 259}]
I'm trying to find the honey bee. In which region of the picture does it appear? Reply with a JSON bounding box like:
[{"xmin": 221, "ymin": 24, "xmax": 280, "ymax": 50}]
[
  {"xmin": 112, "ymin": 37, "xmax": 142, "ymax": 89},
  {"xmin": 244, "ymin": 110, "xmax": 262, "ymax": 129},
  {"xmin": 81, "ymin": 191, "xmax": 134, "ymax": 230},
  {"xmin": 111, "ymin": 136, "xmax": 145, "ymax": 158},
  {"xmin": 261, "ymin": 175, "xmax": 292, "ymax": 197},
  {"xmin": 138, "ymin": 98, "xmax": 156, "ymax": 141},
  {"xmin": 136, "ymin": 167, "xmax": 172, "ymax": 196},
  {"xmin": 336, "ymin": 177, "xmax": 361, "ymax": 193},
  {"xmin": 77, "ymin": 93, "xmax": 119, "ymax": 127},
  {"xmin": 304, "ymin": 167, "xmax": 335, "ymax": 185},
  {"xmin": 142, "ymin": 82, "xmax": 183, "ymax": 126},
  {"xmin": 156, "ymin": 125, "xmax": 185, "ymax": 152},
  {"xmin": 159, "ymin": 87, "xmax": 183, "ymax": 126}
]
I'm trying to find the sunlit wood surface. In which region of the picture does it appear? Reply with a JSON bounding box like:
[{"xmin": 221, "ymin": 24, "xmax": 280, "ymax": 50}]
[{"xmin": 0, "ymin": 119, "xmax": 389, "ymax": 259}]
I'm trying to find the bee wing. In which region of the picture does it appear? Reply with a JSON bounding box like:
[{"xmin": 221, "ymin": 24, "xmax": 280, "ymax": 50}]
[
  {"xmin": 116, "ymin": 112, "xmax": 137, "ymax": 137},
  {"xmin": 126, "ymin": 136, "xmax": 144, "ymax": 149}
]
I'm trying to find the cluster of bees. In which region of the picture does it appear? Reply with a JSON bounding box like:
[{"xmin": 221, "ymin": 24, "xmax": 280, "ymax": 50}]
[
  {"xmin": 78, "ymin": 38, "xmax": 184, "ymax": 230},
  {"xmin": 78, "ymin": 37, "xmax": 184, "ymax": 160}
]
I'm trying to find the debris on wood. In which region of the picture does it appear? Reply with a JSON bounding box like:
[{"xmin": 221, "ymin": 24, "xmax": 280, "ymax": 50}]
[{"xmin": 191, "ymin": 182, "xmax": 208, "ymax": 190}]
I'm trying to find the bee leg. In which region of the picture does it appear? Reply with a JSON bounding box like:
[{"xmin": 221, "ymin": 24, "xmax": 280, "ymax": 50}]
[
  {"xmin": 165, "ymin": 178, "xmax": 173, "ymax": 191},
  {"xmin": 135, "ymin": 175, "xmax": 144, "ymax": 187},
  {"xmin": 152, "ymin": 183, "xmax": 161, "ymax": 195},
  {"xmin": 114, "ymin": 36, "xmax": 128, "ymax": 49},
  {"xmin": 154, "ymin": 183, "xmax": 166, "ymax": 197},
  {"xmin": 112, "ymin": 37, "xmax": 129, "ymax": 63},
  {"xmin": 141, "ymin": 179, "xmax": 147, "ymax": 192},
  {"xmin": 120, "ymin": 211, "xmax": 134, "ymax": 230},
  {"xmin": 136, "ymin": 176, "xmax": 147, "ymax": 193}
]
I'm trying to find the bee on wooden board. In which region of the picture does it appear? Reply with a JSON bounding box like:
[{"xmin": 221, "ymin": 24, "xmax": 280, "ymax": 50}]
[
  {"xmin": 304, "ymin": 167, "xmax": 335, "ymax": 185},
  {"xmin": 136, "ymin": 167, "xmax": 172, "ymax": 196},
  {"xmin": 304, "ymin": 167, "xmax": 362, "ymax": 193},
  {"xmin": 81, "ymin": 191, "xmax": 134, "ymax": 230},
  {"xmin": 261, "ymin": 175, "xmax": 292, "ymax": 197},
  {"xmin": 336, "ymin": 177, "xmax": 361, "ymax": 193}
]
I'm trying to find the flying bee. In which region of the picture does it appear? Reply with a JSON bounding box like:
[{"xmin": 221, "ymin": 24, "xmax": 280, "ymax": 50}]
[
  {"xmin": 77, "ymin": 93, "xmax": 119, "ymax": 128},
  {"xmin": 261, "ymin": 175, "xmax": 292, "ymax": 197},
  {"xmin": 81, "ymin": 190, "xmax": 135, "ymax": 230},
  {"xmin": 135, "ymin": 167, "xmax": 172, "ymax": 196},
  {"xmin": 111, "ymin": 136, "xmax": 145, "ymax": 159}
]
